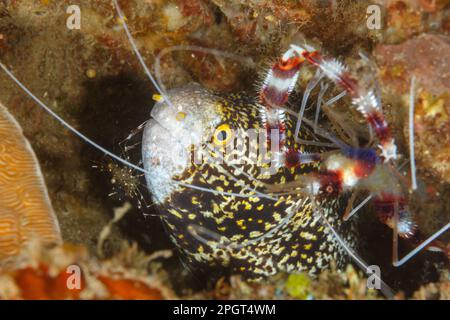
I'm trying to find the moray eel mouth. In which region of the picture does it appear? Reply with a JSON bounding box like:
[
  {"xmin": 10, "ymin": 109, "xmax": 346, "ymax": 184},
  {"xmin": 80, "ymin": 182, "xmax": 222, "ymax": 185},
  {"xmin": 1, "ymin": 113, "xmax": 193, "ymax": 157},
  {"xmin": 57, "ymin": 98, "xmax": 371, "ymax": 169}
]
[{"xmin": 142, "ymin": 83, "xmax": 351, "ymax": 279}]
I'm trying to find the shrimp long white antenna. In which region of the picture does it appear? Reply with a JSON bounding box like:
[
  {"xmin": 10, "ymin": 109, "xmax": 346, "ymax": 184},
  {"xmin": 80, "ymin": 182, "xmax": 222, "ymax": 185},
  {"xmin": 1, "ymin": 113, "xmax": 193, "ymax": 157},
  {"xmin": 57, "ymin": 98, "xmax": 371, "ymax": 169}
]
[
  {"xmin": 394, "ymin": 222, "xmax": 450, "ymax": 267},
  {"xmin": 325, "ymin": 90, "xmax": 346, "ymax": 106},
  {"xmin": 155, "ymin": 45, "xmax": 255, "ymax": 95},
  {"xmin": 282, "ymin": 107, "xmax": 348, "ymax": 149},
  {"xmin": 313, "ymin": 198, "xmax": 395, "ymax": 299},
  {"xmin": 314, "ymin": 81, "xmax": 328, "ymax": 133},
  {"xmin": 0, "ymin": 62, "xmax": 146, "ymax": 174},
  {"xmin": 295, "ymin": 138, "xmax": 337, "ymax": 148},
  {"xmin": 0, "ymin": 62, "xmax": 274, "ymax": 200},
  {"xmin": 188, "ymin": 223, "xmax": 227, "ymax": 244},
  {"xmin": 112, "ymin": 0, "xmax": 176, "ymax": 111},
  {"xmin": 409, "ymin": 76, "xmax": 417, "ymax": 191},
  {"xmin": 113, "ymin": 0, "xmax": 214, "ymax": 139},
  {"xmin": 344, "ymin": 194, "xmax": 373, "ymax": 221},
  {"xmin": 392, "ymin": 200, "xmax": 400, "ymax": 265},
  {"xmin": 294, "ymin": 69, "xmax": 324, "ymax": 139},
  {"xmin": 179, "ymin": 183, "xmax": 262, "ymax": 198}
]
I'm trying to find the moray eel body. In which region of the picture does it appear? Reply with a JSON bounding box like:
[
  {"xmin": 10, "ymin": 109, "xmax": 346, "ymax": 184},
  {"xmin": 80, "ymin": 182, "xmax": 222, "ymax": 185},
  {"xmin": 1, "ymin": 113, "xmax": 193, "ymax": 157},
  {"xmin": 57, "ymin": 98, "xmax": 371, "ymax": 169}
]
[{"xmin": 142, "ymin": 84, "xmax": 352, "ymax": 279}]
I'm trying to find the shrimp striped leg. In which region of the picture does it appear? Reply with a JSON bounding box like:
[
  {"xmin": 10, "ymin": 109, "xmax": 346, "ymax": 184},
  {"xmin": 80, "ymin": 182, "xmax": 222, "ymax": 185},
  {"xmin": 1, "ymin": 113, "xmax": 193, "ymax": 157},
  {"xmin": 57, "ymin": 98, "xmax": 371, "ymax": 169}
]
[
  {"xmin": 287, "ymin": 44, "xmax": 397, "ymax": 162},
  {"xmin": 259, "ymin": 47, "xmax": 305, "ymax": 152}
]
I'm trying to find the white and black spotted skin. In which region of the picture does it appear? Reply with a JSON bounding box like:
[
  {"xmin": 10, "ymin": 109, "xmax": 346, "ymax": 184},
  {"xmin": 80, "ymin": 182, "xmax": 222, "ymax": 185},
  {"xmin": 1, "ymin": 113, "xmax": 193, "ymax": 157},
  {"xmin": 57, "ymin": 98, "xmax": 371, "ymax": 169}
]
[{"xmin": 142, "ymin": 84, "xmax": 352, "ymax": 280}]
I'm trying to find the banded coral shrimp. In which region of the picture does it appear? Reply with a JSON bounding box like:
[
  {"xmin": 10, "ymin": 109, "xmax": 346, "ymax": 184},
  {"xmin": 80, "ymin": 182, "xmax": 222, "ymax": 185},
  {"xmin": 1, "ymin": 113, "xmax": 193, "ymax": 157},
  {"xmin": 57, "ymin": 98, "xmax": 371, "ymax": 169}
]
[
  {"xmin": 0, "ymin": 0, "xmax": 448, "ymax": 296},
  {"xmin": 137, "ymin": 14, "xmax": 449, "ymax": 294},
  {"xmin": 172, "ymin": 43, "xmax": 450, "ymax": 294},
  {"xmin": 257, "ymin": 43, "xmax": 450, "ymax": 261}
]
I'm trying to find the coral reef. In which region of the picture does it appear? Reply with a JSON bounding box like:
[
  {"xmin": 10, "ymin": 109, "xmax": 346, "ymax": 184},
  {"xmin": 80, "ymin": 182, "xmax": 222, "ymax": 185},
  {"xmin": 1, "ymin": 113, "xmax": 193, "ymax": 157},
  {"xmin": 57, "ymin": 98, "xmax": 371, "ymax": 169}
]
[
  {"xmin": 0, "ymin": 102, "xmax": 61, "ymax": 264},
  {"xmin": 1, "ymin": 239, "xmax": 448, "ymax": 299},
  {"xmin": 0, "ymin": 241, "xmax": 174, "ymax": 299},
  {"xmin": 412, "ymin": 271, "xmax": 450, "ymax": 299},
  {"xmin": 190, "ymin": 265, "xmax": 450, "ymax": 300}
]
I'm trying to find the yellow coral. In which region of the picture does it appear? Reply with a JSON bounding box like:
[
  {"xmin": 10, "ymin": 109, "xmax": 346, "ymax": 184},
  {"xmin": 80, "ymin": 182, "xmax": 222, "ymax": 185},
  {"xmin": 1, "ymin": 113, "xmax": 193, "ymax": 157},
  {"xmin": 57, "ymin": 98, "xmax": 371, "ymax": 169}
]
[{"xmin": 285, "ymin": 273, "xmax": 311, "ymax": 300}]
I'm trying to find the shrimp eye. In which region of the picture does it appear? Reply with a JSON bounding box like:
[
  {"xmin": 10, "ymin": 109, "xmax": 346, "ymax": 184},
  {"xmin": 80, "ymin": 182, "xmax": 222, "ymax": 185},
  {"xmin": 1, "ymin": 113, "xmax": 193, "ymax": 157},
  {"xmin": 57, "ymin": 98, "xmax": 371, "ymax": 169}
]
[
  {"xmin": 325, "ymin": 185, "xmax": 334, "ymax": 194},
  {"xmin": 213, "ymin": 124, "xmax": 233, "ymax": 146}
]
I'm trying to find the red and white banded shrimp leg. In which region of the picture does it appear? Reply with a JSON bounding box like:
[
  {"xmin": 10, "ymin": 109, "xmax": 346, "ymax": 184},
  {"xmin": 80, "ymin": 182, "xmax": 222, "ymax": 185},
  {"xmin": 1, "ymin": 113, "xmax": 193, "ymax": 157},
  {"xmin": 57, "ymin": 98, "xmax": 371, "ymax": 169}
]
[
  {"xmin": 259, "ymin": 46, "xmax": 305, "ymax": 146},
  {"xmin": 286, "ymin": 44, "xmax": 397, "ymax": 163},
  {"xmin": 260, "ymin": 48, "xmax": 450, "ymax": 265},
  {"xmin": 258, "ymin": 45, "xmax": 358, "ymax": 170},
  {"xmin": 258, "ymin": 46, "xmax": 332, "ymax": 169}
]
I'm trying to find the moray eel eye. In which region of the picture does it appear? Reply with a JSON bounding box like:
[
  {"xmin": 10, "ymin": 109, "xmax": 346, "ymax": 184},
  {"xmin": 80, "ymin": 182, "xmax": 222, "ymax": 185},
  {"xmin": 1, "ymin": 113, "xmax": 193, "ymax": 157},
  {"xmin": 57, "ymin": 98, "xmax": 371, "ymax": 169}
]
[{"xmin": 213, "ymin": 123, "xmax": 233, "ymax": 146}]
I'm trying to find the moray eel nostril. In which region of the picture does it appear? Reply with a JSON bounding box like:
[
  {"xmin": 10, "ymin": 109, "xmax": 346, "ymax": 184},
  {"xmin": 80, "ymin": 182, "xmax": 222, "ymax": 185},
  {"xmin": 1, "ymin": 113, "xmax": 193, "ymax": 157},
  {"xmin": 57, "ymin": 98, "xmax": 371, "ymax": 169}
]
[{"xmin": 142, "ymin": 84, "xmax": 353, "ymax": 280}]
